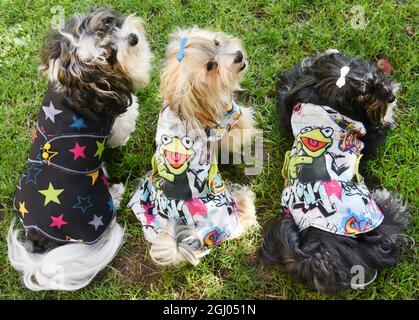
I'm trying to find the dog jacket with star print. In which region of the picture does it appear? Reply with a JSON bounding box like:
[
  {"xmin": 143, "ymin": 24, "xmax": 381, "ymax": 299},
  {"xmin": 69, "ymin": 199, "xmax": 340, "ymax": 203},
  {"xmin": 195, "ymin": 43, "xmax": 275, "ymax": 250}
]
[
  {"xmin": 128, "ymin": 103, "xmax": 242, "ymax": 248},
  {"xmin": 14, "ymin": 85, "xmax": 116, "ymax": 244},
  {"xmin": 281, "ymin": 102, "xmax": 384, "ymax": 236}
]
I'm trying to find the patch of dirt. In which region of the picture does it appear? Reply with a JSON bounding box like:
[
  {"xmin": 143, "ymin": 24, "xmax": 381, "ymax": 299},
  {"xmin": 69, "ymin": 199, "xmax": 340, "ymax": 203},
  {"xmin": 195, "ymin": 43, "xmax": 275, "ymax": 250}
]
[
  {"xmin": 293, "ymin": 12, "xmax": 312, "ymax": 26},
  {"xmin": 112, "ymin": 243, "xmax": 159, "ymax": 293},
  {"xmin": 254, "ymin": 7, "xmax": 269, "ymax": 20}
]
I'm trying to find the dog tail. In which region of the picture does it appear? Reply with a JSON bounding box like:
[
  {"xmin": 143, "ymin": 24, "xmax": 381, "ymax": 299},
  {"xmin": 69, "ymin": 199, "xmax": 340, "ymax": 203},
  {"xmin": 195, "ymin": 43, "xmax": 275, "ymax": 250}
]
[
  {"xmin": 149, "ymin": 220, "xmax": 209, "ymax": 266},
  {"xmin": 229, "ymin": 183, "xmax": 258, "ymax": 237},
  {"xmin": 8, "ymin": 218, "xmax": 124, "ymax": 291},
  {"xmin": 371, "ymin": 189, "xmax": 412, "ymax": 231},
  {"xmin": 259, "ymin": 190, "xmax": 412, "ymax": 293},
  {"xmin": 258, "ymin": 217, "xmax": 360, "ymax": 293}
]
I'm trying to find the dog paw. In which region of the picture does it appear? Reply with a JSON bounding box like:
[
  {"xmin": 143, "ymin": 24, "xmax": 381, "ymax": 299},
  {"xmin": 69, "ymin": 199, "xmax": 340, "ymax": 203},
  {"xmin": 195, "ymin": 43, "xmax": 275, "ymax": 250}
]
[{"xmin": 107, "ymin": 95, "xmax": 139, "ymax": 148}]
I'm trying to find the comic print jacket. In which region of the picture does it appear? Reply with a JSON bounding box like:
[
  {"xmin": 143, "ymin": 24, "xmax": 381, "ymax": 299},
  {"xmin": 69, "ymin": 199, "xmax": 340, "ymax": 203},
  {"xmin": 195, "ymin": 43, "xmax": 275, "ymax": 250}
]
[
  {"xmin": 14, "ymin": 85, "xmax": 116, "ymax": 244},
  {"xmin": 129, "ymin": 102, "xmax": 242, "ymax": 248},
  {"xmin": 281, "ymin": 102, "xmax": 384, "ymax": 236}
]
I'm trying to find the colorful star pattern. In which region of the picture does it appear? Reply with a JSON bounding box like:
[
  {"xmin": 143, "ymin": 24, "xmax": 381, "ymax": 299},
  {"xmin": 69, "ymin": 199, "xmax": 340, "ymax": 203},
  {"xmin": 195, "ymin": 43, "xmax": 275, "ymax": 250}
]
[
  {"xmin": 39, "ymin": 183, "xmax": 64, "ymax": 206},
  {"xmin": 26, "ymin": 164, "xmax": 42, "ymax": 185},
  {"xmin": 94, "ymin": 139, "xmax": 106, "ymax": 159},
  {"xmin": 15, "ymin": 89, "xmax": 116, "ymax": 244},
  {"xmin": 72, "ymin": 195, "xmax": 93, "ymax": 213},
  {"xmin": 86, "ymin": 170, "xmax": 99, "ymax": 185},
  {"xmin": 50, "ymin": 214, "xmax": 68, "ymax": 229},
  {"xmin": 18, "ymin": 201, "xmax": 29, "ymax": 218},
  {"xmin": 42, "ymin": 101, "xmax": 62, "ymax": 123},
  {"xmin": 70, "ymin": 116, "xmax": 87, "ymax": 132},
  {"xmin": 41, "ymin": 143, "xmax": 58, "ymax": 165},
  {"xmin": 17, "ymin": 174, "xmax": 26, "ymax": 190},
  {"xmin": 88, "ymin": 215, "xmax": 104, "ymax": 231},
  {"xmin": 69, "ymin": 142, "xmax": 87, "ymax": 160}
]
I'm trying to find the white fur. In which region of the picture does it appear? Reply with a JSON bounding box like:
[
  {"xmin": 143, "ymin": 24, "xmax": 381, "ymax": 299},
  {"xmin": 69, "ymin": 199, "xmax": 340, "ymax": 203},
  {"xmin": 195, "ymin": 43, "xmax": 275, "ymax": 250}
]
[
  {"xmin": 325, "ymin": 48, "xmax": 339, "ymax": 54},
  {"xmin": 372, "ymin": 188, "xmax": 391, "ymax": 201},
  {"xmin": 7, "ymin": 177, "xmax": 127, "ymax": 291},
  {"xmin": 77, "ymin": 34, "xmax": 106, "ymax": 61},
  {"xmin": 383, "ymin": 83, "xmax": 400, "ymax": 126},
  {"xmin": 109, "ymin": 183, "xmax": 125, "ymax": 210},
  {"xmin": 42, "ymin": 13, "xmax": 153, "ymax": 90},
  {"xmin": 8, "ymin": 219, "xmax": 124, "ymax": 291},
  {"xmin": 383, "ymin": 101, "xmax": 395, "ymax": 125},
  {"xmin": 229, "ymin": 183, "xmax": 258, "ymax": 237},
  {"xmin": 116, "ymin": 15, "xmax": 153, "ymax": 88},
  {"xmin": 107, "ymin": 95, "xmax": 139, "ymax": 148}
]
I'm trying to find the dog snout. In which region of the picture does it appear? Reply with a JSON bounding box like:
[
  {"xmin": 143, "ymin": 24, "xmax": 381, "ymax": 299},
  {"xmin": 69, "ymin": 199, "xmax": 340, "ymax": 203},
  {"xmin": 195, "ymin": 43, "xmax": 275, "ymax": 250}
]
[
  {"xmin": 234, "ymin": 50, "xmax": 243, "ymax": 63},
  {"xmin": 128, "ymin": 33, "xmax": 139, "ymax": 46},
  {"xmin": 387, "ymin": 93, "xmax": 395, "ymax": 103}
]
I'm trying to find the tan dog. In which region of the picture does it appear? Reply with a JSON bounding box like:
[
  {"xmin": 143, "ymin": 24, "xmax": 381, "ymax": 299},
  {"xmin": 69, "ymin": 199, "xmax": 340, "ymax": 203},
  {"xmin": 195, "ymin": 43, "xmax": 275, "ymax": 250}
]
[{"xmin": 129, "ymin": 27, "xmax": 257, "ymax": 266}]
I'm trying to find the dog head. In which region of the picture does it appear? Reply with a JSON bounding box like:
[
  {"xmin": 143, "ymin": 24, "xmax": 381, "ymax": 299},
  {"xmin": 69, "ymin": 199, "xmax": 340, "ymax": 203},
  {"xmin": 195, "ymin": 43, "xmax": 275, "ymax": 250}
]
[
  {"xmin": 310, "ymin": 52, "xmax": 399, "ymax": 127},
  {"xmin": 40, "ymin": 8, "xmax": 152, "ymax": 115},
  {"xmin": 160, "ymin": 27, "xmax": 248, "ymax": 127}
]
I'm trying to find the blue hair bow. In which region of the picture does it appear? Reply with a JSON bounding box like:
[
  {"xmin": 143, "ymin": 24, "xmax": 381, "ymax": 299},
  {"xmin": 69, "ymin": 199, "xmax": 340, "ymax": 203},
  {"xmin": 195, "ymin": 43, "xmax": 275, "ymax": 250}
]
[{"xmin": 176, "ymin": 37, "xmax": 188, "ymax": 62}]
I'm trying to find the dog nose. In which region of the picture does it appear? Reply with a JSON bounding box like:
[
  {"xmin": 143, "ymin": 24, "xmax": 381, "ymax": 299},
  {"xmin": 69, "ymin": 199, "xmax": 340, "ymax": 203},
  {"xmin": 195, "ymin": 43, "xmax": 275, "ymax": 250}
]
[
  {"xmin": 128, "ymin": 33, "xmax": 139, "ymax": 46},
  {"xmin": 387, "ymin": 93, "xmax": 395, "ymax": 103},
  {"xmin": 234, "ymin": 50, "xmax": 243, "ymax": 63}
]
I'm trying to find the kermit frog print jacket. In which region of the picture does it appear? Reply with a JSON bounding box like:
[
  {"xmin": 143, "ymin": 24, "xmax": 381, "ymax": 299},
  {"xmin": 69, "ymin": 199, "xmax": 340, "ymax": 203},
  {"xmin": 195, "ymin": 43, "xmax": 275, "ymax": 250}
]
[
  {"xmin": 281, "ymin": 102, "xmax": 384, "ymax": 237},
  {"xmin": 129, "ymin": 103, "xmax": 243, "ymax": 249}
]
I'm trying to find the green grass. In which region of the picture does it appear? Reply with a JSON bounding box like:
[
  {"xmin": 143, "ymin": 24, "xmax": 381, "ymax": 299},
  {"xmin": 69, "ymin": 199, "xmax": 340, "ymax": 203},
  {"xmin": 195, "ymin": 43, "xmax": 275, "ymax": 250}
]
[{"xmin": 0, "ymin": 0, "xmax": 417, "ymax": 300}]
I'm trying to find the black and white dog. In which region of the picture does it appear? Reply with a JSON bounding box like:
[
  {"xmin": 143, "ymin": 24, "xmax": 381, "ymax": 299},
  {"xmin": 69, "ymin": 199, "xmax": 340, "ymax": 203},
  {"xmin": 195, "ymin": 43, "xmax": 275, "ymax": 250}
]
[
  {"xmin": 259, "ymin": 50, "xmax": 411, "ymax": 293},
  {"xmin": 8, "ymin": 8, "xmax": 152, "ymax": 291}
]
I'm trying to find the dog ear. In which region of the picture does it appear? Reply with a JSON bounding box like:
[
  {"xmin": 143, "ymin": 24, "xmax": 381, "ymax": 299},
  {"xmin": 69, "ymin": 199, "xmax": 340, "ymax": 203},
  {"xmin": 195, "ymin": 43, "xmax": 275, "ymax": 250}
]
[
  {"xmin": 160, "ymin": 63, "xmax": 222, "ymax": 127},
  {"xmin": 40, "ymin": 31, "xmax": 66, "ymax": 82},
  {"xmin": 356, "ymin": 79, "xmax": 389, "ymax": 123}
]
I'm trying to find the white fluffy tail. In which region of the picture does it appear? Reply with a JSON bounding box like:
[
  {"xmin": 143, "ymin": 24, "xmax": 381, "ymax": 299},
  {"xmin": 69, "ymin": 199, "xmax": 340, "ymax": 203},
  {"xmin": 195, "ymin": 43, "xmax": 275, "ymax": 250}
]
[
  {"xmin": 149, "ymin": 220, "xmax": 209, "ymax": 267},
  {"xmin": 8, "ymin": 219, "xmax": 124, "ymax": 291}
]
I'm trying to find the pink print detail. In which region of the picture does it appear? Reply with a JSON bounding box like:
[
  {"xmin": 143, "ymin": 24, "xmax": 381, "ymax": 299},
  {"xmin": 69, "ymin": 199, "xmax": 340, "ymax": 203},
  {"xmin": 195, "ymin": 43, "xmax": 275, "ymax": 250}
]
[
  {"xmin": 144, "ymin": 213, "xmax": 155, "ymax": 225},
  {"xmin": 50, "ymin": 214, "xmax": 68, "ymax": 229},
  {"xmin": 185, "ymin": 198, "xmax": 207, "ymax": 216},
  {"xmin": 322, "ymin": 179, "xmax": 343, "ymax": 199},
  {"xmin": 69, "ymin": 142, "xmax": 87, "ymax": 160},
  {"xmin": 292, "ymin": 103, "xmax": 302, "ymax": 113},
  {"xmin": 33, "ymin": 129, "xmax": 38, "ymax": 142},
  {"xmin": 100, "ymin": 174, "xmax": 108, "ymax": 187}
]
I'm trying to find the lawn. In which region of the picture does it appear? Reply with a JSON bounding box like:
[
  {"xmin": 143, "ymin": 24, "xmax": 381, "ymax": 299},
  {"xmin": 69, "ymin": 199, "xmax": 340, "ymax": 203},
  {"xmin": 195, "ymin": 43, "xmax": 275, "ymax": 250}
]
[{"xmin": 0, "ymin": 0, "xmax": 417, "ymax": 300}]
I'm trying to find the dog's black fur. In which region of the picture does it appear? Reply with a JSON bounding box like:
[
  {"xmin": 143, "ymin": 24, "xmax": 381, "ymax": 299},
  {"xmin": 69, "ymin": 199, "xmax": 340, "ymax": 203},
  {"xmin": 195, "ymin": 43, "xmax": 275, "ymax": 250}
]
[{"xmin": 259, "ymin": 51, "xmax": 411, "ymax": 293}]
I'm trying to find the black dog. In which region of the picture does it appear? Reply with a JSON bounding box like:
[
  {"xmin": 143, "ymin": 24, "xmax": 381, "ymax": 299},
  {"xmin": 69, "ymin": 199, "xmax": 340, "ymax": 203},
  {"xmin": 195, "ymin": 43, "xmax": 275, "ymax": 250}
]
[{"xmin": 259, "ymin": 50, "xmax": 411, "ymax": 293}]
